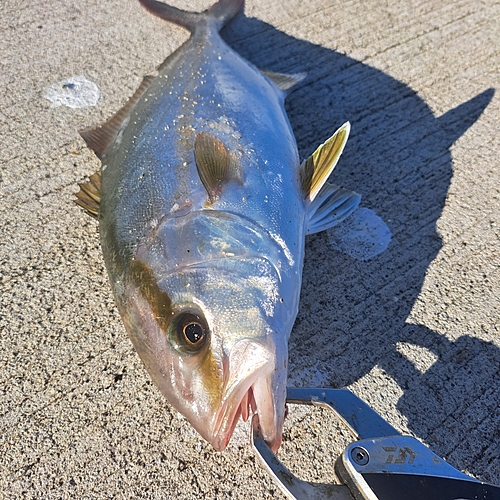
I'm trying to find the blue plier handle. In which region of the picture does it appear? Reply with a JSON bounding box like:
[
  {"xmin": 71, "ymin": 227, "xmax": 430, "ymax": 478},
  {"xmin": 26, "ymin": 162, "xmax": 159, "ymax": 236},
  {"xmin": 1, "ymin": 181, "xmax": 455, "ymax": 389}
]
[{"xmin": 251, "ymin": 388, "xmax": 500, "ymax": 500}]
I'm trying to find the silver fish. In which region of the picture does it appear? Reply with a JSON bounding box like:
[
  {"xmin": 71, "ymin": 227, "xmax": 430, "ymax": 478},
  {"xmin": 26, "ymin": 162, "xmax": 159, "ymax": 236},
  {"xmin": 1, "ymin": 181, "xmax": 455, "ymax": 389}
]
[{"xmin": 76, "ymin": 0, "xmax": 360, "ymax": 451}]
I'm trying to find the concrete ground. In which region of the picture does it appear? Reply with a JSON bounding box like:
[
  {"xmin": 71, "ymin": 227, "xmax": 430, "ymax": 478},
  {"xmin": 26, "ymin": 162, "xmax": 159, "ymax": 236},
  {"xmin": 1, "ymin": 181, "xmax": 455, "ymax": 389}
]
[{"xmin": 1, "ymin": 0, "xmax": 499, "ymax": 498}]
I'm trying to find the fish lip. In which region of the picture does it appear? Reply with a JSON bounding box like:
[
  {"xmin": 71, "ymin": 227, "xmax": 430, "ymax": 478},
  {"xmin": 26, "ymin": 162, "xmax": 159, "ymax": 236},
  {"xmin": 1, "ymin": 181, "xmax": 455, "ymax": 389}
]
[
  {"xmin": 211, "ymin": 380, "xmax": 279, "ymax": 452},
  {"xmin": 210, "ymin": 385, "xmax": 255, "ymax": 452},
  {"xmin": 209, "ymin": 340, "xmax": 276, "ymax": 451}
]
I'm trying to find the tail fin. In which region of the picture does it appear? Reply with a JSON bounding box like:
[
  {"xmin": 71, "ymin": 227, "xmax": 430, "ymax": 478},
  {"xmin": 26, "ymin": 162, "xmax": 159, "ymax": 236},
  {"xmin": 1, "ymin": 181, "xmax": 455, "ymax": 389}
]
[{"xmin": 139, "ymin": 0, "xmax": 244, "ymax": 32}]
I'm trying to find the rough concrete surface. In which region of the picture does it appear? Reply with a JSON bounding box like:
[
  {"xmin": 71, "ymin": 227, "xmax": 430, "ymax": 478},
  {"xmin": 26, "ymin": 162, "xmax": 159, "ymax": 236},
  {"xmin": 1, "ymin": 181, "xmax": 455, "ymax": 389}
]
[{"xmin": 1, "ymin": 0, "xmax": 499, "ymax": 498}]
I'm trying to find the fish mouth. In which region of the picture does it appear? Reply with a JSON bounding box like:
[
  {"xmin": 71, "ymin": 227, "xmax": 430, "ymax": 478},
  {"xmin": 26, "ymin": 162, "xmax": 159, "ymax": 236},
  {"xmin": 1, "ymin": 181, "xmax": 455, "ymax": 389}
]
[{"xmin": 209, "ymin": 339, "xmax": 284, "ymax": 452}]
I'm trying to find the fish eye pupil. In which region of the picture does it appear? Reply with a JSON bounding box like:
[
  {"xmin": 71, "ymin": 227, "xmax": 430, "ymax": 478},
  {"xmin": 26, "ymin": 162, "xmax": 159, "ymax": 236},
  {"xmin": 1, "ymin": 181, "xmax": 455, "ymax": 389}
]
[{"xmin": 183, "ymin": 322, "xmax": 204, "ymax": 344}]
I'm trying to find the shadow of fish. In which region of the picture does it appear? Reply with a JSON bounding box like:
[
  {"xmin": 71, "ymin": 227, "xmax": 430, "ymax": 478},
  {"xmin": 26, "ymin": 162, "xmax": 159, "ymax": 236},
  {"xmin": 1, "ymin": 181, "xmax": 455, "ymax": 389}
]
[
  {"xmin": 226, "ymin": 5, "xmax": 495, "ymax": 479},
  {"xmin": 76, "ymin": 0, "xmax": 360, "ymax": 451}
]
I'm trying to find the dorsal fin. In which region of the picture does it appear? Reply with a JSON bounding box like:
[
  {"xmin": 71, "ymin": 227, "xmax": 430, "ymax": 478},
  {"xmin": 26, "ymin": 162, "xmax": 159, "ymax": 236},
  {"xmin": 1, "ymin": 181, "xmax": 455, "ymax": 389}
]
[
  {"xmin": 300, "ymin": 122, "xmax": 350, "ymax": 202},
  {"xmin": 261, "ymin": 70, "xmax": 307, "ymax": 92},
  {"xmin": 79, "ymin": 75, "xmax": 156, "ymax": 158},
  {"xmin": 75, "ymin": 171, "xmax": 101, "ymax": 219},
  {"xmin": 194, "ymin": 132, "xmax": 243, "ymax": 203}
]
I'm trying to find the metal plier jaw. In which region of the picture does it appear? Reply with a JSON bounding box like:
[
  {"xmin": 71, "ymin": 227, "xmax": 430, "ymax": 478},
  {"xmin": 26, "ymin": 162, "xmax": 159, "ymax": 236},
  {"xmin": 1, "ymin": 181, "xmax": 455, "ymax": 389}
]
[{"xmin": 251, "ymin": 388, "xmax": 500, "ymax": 500}]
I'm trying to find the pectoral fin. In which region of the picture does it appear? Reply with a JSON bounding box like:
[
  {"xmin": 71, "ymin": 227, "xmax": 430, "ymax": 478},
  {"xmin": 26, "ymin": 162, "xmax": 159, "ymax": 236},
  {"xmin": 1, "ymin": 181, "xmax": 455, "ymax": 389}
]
[
  {"xmin": 306, "ymin": 183, "xmax": 361, "ymax": 235},
  {"xmin": 300, "ymin": 122, "xmax": 350, "ymax": 202},
  {"xmin": 194, "ymin": 132, "xmax": 243, "ymax": 203}
]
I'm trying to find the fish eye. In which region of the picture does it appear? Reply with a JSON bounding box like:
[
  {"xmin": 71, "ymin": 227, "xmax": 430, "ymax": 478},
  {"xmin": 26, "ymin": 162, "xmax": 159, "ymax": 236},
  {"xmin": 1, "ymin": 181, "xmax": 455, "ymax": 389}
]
[{"xmin": 169, "ymin": 310, "xmax": 209, "ymax": 355}]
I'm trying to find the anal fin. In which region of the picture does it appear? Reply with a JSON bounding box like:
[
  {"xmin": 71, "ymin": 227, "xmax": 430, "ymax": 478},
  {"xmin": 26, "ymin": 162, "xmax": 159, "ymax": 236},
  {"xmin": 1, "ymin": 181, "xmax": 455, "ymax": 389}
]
[
  {"xmin": 79, "ymin": 75, "xmax": 156, "ymax": 158},
  {"xmin": 75, "ymin": 171, "xmax": 101, "ymax": 219},
  {"xmin": 306, "ymin": 183, "xmax": 361, "ymax": 235}
]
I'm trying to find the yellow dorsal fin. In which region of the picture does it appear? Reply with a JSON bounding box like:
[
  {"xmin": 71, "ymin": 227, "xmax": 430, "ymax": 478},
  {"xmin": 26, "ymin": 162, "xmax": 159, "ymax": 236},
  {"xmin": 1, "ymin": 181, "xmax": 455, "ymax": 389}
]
[
  {"xmin": 75, "ymin": 171, "xmax": 101, "ymax": 219},
  {"xmin": 300, "ymin": 122, "xmax": 350, "ymax": 202},
  {"xmin": 194, "ymin": 132, "xmax": 242, "ymax": 203}
]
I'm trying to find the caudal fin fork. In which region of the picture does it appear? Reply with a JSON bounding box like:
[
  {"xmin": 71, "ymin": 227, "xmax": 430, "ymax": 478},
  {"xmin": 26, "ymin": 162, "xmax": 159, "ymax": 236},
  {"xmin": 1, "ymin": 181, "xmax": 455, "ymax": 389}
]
[{"xmin": 138, "ymin": 0, "xmax": 244, "ymax": 32}]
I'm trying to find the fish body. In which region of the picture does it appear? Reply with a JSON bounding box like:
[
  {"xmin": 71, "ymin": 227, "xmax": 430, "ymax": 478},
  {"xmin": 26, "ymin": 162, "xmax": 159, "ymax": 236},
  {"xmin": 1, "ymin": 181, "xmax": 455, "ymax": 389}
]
[{"xmin": 77, "ymin": 0, "xmax": 360, "ymax": 451}]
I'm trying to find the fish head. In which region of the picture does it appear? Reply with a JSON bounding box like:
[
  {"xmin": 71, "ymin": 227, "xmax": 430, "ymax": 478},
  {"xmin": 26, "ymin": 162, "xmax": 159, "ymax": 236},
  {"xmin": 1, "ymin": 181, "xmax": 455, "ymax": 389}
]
[{"xmin": 121, "ymin": 214, "xmax": 291, "ymax": 451}]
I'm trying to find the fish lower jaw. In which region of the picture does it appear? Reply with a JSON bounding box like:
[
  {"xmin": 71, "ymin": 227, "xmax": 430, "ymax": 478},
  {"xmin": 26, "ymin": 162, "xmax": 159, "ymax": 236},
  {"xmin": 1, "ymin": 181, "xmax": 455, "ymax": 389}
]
[
  {"xmin": 210, "ymin": 377, "xmax": 282, "ymax": 452},
  {"xmin": 209, "ymin": 385, "xmax": 255, "ymax": 452}
]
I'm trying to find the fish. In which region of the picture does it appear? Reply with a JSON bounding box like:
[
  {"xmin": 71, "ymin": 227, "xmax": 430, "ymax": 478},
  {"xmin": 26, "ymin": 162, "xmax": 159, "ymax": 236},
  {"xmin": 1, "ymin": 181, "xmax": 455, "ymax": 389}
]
[{"xmin": 76, "ymin": 0, "xmax": 360, "ymax": 452}]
